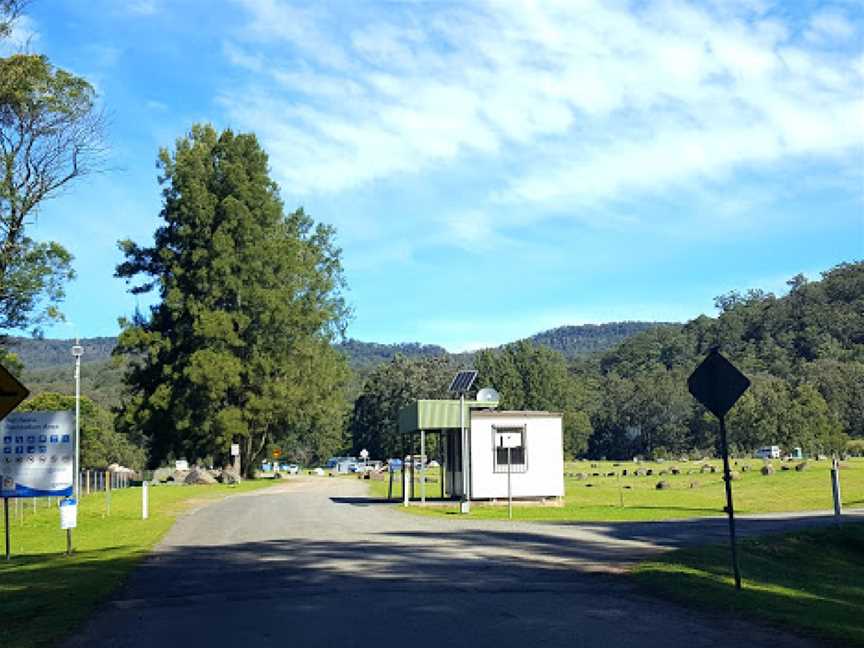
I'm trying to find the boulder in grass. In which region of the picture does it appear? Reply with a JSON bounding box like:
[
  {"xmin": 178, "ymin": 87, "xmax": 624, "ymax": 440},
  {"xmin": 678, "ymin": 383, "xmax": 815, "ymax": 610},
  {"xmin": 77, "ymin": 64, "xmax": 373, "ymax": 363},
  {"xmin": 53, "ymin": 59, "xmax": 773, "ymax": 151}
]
[
  {"xmin": 794, "ymin": 462, "xmax": 809, "ymax": 472},
  {"xmin": 689, "ymin": 481, "xmax": 699, "ymax": 489},
  {"xmin": 741, "ymin": 464, "xmax": 751, "ymax": 473},
  {"xmin": 781, "ymin": 465, "xmax": 791, "ymax": 471},
  {"xmin": 700, "ymin": 464, "xmax": 713, "ymax": 474},
  {"xmin": 646, "ymin": 469, "xmax": 654, "ymax": 476},
  {"xmin": 635, "ymin": 469, "xmax": 647, "ymax": 477},
  {"xmin": 219, "ymin": 470, "xmax": 242, "ymax": 485},
  {"xmin": 607, "ymin": 472, "xmax": 616, "ymax": 477},
  {"xmin": 621, "ymin": 469, "xmax": 628, "ymax": 476},
  {"xmin": 670, "ymin": 467, "xmax": 680, "ymax": 475},
  {"xmin": 184, "ymin": 468, "xmax": 217, "ymax": 485},
  {"xmin": 729, "ymin": 471, "xmax": 741, "ymax": 481},
  {"xmin": 574, "ymin": 472, "xmax": 589, "ymax": 481},
  {"xmin": 655, "ymin": 481, "xmax": 671, "ymax": 490}
]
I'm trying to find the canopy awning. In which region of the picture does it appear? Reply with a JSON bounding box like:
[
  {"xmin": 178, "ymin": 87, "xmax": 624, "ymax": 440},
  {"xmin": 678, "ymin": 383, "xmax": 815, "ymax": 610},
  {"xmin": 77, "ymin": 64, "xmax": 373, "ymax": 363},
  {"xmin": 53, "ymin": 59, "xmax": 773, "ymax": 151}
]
[{"xmin": 398, "ymin": 399, "xmax": 499, "ymax": 434}]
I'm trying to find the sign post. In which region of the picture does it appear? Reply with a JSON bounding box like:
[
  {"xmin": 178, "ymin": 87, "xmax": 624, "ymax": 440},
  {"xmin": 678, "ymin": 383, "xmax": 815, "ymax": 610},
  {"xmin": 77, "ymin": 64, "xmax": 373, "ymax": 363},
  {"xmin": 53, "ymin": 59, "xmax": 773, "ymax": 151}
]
[
  {"xmin": 688, "ymin": 348, "xmax": 751, "ymax": 590},
  {"xmin": 496, "ymin": 431, "xmax": 521, "ymax": 521},
  {"xmin": 272, "ymin": 449, "xmax": 281, "ymax": 474}
]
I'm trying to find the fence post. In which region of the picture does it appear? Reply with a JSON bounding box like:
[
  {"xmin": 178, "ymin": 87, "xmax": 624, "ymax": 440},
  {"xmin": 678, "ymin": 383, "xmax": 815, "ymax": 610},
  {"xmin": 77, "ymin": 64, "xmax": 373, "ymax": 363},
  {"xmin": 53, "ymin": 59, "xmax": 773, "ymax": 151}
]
[
  {"xmin": 142, "ymin": 481, "xmax": 149, "ymax": 520},
  {"xmin": 831, "ymin": 459, "xmax": 842, "ymax": 520}
]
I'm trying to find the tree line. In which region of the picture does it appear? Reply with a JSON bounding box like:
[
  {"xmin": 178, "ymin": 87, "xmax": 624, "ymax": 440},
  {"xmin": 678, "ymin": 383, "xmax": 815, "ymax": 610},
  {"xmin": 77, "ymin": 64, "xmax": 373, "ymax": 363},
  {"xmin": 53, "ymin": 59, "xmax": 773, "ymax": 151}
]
[{"xmin": 349, "ymin": 262, "xmax": 862, "ymax": 460}]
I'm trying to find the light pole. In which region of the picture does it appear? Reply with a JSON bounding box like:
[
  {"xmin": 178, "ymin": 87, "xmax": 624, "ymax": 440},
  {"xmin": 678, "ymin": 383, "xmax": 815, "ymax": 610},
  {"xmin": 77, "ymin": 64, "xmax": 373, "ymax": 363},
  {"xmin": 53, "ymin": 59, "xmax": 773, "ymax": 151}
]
[{"xmin": 72, "ymin": 340, "xmax": 83, "ymax": 499}]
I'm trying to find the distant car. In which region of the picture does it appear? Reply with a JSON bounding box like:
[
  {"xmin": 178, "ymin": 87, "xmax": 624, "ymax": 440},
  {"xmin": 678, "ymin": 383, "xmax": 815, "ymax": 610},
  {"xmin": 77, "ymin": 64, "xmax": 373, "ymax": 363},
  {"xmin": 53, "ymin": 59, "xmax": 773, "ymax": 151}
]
[
  {"xmin": 311, "ymin": 467, "xmax": 324, "ymax": 476},
  {"xmin": 283, "ymin": 464, "xmax": 299, "ymax": 475},
  {"xmin": 754, "ymin": 446, "xmax": 781, "ymax": 459}
]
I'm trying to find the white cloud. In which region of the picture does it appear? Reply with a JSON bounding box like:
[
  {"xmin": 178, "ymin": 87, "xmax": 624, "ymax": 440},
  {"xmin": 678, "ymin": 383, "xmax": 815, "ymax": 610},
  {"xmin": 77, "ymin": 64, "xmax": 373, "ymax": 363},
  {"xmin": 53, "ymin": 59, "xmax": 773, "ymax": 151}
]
[
  {"xmin": 127, "ymin": 1, "xmax": 160, "ymax": 16},
  {"xmin": 221, "ymin": 0, "xmax": 863, "ymax": 223},
  {"xmin": 0, "ymin": 14, "xmax": 38, "ymax": 55}
]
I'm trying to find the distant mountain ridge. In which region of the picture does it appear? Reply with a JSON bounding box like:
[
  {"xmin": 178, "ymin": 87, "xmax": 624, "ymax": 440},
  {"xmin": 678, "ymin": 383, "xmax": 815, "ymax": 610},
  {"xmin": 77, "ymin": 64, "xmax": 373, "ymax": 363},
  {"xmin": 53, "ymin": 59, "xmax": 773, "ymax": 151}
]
[
  {"xmin": 523, "ymin": 322, "xmax": 677, "ymax": 358},
  {"xmin": 5, "ymin": 320, "xmax": 671, "ymax": 371}
]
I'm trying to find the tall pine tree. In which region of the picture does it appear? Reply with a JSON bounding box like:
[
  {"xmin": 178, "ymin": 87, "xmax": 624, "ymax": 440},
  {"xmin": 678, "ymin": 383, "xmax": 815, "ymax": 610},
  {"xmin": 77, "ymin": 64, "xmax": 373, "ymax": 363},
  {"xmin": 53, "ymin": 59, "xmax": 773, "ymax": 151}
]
[{"xmin": 115, "ymin": 125, "xmax": 349, "ymax": 474}]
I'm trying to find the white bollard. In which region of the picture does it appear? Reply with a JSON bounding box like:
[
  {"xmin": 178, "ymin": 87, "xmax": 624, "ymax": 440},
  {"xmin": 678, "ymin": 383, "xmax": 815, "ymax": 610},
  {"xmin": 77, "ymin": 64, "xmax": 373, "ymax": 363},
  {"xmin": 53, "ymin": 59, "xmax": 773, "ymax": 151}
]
[{"xmin": 142, "ymin": 481, "xmax": 149, "ymax": 520}]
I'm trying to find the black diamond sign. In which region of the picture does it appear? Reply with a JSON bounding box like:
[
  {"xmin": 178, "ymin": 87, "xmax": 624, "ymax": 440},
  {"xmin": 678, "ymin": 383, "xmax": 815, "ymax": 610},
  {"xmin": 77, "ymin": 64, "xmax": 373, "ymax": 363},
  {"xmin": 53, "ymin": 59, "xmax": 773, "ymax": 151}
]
[{"xmin": 688, "ymin": 349, "xmax": 750, "ymax": 419}]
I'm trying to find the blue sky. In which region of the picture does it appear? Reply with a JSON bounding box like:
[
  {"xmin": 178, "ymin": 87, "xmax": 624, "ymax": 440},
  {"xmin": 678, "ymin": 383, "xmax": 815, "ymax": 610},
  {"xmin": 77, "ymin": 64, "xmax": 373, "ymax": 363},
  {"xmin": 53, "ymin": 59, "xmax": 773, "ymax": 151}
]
[{"xmin": 5, "ymin": 0, "xmax": 863, "ymax": 351}]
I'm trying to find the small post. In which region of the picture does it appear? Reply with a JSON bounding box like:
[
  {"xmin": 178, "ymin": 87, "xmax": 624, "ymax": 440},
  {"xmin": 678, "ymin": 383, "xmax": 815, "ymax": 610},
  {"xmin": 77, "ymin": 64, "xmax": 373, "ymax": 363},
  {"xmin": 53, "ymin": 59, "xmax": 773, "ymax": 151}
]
[
  {"xmin": 105, "ymin": 471, "xmax": 111, "ymax": 517},
  {"xmin": 719, "ymin": 416, "xmax": 742, "ymax": 590},
  {"xmin": 142, "ymin": 480, "xmax": 149, "ymax": 520},
  {"xmin": 4, "ymin": 497, "xmax": 9, "ymax": 561},
  {"xmin": 831, "ymin": 458, "xmax": 842, "ymax": 520},
  {"xmin": 387, "ymin": 464, "xmax": 393, "ymax": 500}
]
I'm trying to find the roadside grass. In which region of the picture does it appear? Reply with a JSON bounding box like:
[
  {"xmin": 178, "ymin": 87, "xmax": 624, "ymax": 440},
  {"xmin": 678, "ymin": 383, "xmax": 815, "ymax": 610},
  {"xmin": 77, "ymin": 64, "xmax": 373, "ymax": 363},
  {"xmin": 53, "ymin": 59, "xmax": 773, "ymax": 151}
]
[
  {"xmin": 0, "ymin": 480, "xmax": 274, "ymax": 648},
  {"xmin": 367, "ymin": 458, "xmax": 864, "ymax": 521},
  {"xmin": 631, "ymin": 523, "xmax": 864, "ymax": 646}
]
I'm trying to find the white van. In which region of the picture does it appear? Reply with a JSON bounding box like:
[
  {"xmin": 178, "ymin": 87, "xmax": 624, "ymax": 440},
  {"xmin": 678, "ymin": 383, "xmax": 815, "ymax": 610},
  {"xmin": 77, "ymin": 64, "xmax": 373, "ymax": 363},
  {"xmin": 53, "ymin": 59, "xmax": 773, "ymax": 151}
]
[{"xmin": 754, "ymin": 446, "xmax": 781, "ymax": 459}]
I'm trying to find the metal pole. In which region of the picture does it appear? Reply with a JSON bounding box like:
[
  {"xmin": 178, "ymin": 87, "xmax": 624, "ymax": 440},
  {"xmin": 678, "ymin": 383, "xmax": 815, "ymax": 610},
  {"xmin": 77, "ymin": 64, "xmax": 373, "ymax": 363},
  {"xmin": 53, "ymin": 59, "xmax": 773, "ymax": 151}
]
[
  {"xmin": 142, "ymin": 480, "xmax": 149, "ymax": 520},
  {"xmin": 420, "ymin": 430, "xmax": 426, "ymax": 505},
  {"xmin": 507, "ymin": 446, "xmax": 512, "ymax": 521},
  {"xmin": 4, "ymin": 497, "xmax": 9, "ymax": 561},
  {"xmin": 719, "ymin": 416, "xmax": 742, "ymax": 590},
  {"xmin": 460, "ymin": 392, "xmax": 470, "ymax": 513}
]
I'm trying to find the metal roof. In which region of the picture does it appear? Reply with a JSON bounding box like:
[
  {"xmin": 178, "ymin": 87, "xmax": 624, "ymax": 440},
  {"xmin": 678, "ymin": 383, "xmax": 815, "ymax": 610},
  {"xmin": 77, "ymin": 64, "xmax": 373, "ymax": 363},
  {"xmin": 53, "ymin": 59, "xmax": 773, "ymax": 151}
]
[
  {"xmin": 398, "ymin": 399, "xmax": 500, "ymax": 434},
  {"xmin": 471, "ymin": 410, "xmax": 563, "ymax": 418}
]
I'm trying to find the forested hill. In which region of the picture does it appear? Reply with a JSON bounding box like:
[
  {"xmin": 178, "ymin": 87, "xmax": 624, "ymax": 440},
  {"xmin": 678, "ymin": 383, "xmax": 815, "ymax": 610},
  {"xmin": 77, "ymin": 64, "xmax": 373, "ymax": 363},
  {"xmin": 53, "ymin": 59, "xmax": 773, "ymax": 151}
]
[
  {"xmin": 6, "ymin": 336, "xmax": 116, "ymax": 368},
  {"xmin": 7, "ymin": 321, "xmax": 665, "ymax": 371},
  {"xmin": 525, "ymin": 322, "xmax": 673, "ymax": 358}
]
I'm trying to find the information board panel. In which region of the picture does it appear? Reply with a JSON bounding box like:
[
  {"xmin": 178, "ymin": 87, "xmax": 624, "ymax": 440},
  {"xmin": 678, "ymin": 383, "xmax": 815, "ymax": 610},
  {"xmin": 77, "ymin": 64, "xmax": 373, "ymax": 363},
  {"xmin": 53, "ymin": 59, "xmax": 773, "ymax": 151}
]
[{"xmin": 0, "ymin": 411, "xmax": 74, "ymax": 497}]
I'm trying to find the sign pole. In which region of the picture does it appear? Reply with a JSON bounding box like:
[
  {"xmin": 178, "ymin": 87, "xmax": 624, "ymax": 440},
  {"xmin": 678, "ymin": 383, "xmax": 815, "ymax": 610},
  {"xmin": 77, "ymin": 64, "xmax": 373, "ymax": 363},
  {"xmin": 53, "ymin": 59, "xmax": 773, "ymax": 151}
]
[
  {"xmin": 507, "ymin": 446, "xmax": 512, "ymax": 521},
  {"xmin": 718, "ymin": 415, "xmax": 741, "ymax": 590},
  {"xmin": 4, "ymin": 497, "xmax": 9, "ymax": 561}
]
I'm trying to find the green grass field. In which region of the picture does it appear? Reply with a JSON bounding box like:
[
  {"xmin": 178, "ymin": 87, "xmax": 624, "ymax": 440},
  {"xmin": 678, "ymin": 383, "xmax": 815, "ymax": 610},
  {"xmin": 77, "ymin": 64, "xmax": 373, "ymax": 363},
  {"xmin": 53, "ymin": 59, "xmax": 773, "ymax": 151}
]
[
  {"xmin": 632, "ymin": 523, "xmax": 864, "ymax": 646},
  {"xmin": 368, "ymin": 457, "xmax": 864, "ymax": 521},
  {"xmin": 0, "ymin": 480, "xmax": 274, "ymax": 648}
]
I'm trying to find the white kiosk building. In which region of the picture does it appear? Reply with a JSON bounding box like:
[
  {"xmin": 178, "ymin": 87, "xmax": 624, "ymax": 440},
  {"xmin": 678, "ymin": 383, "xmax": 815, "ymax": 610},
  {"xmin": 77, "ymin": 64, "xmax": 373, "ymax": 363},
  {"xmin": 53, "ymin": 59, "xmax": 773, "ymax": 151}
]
[{"xmin": 396, "ymin": 398, "xmax": 564, "ymax": 502}]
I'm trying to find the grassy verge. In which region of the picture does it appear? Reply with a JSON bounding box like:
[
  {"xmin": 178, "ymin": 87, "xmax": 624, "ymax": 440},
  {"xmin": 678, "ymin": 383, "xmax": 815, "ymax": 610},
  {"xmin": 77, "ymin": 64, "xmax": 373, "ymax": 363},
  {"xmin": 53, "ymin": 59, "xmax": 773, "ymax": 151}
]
[
  {"xmin": 0, "ymin": 480, "xmax": 275, "ymax": 648},
  {"xmin": 367, "ymin": 458, "xmax": 864, "ymax": 521},
  {"xmin": 632, "ymin": 523, "xmax": 864, "ymax": 646}
]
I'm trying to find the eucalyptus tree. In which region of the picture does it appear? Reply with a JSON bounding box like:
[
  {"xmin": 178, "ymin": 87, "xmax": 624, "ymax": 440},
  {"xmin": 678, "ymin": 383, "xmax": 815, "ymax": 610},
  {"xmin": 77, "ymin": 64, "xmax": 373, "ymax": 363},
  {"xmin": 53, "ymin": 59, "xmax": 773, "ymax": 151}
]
[{"xmin": 115, "ymin": 125, "xmax": 349, "ymax": 474}]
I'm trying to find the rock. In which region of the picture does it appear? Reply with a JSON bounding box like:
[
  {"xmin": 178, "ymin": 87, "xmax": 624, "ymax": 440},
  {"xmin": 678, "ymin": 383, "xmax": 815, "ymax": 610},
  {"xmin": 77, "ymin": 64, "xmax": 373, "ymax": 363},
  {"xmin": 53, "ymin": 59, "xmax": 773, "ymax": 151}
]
[
  {"xmin": 741, "ymin": 465, "xmax": 751, "ymax": 473},
  {"xmin": 729, "ymin": 471, "xmax": 741, "ymax": 481},
  {"xmin": 655, "ymin": 480, "xmax": 671, "ymax": 490},
  {"xmin": 574, "ymin": 472, "xmax": 589, "ymax": 481},
  {"xmin": 606, "ymin": 472, "xmax": 616, "ymax": 477},
  {"xmin": 635, "ymin": 469, "xmax": 647, "ymax": 477},
  {"xmin": 670, "ymin": 467, "xmax": 680, "ymax": 475},
  {"xmin": 658, "ymin": 470, "xmax": 668, "ymax": 476},
  {"xmin": 817, "ymin": 454, "xmax": 828, "ymax": 461},
  {"xmin": 689, "ymin": 481, "xmax": 699, "ymax": 489},
  {"xmin": 591, "ymin": 463, "xmax": 598, "ymax": 468},
  {"xmin": 621, "ymin": 469, "xmax": 628, "ymax": 476},
  {"xmin": 794, "ymin": 462, "xmax": 809, "ymax": 472},
  {"xmin": 700, "ymin": 464, "xmax": 713, "ymax": 474},
  {"xmin": 219, "ymin": 470, "xmax": 241, "ymax": 485},
  {"xmin": 646, "ymin": 469, "xmax": 654, "ymax": 476},
  {"xmin": 172, "ymin": 469, "xmax": 190, "ymax": 482},
  {"xmin": 585, "ymin": 483, "xmax": 594, "ymax": 488},
  {"xmin": 184, "ymin": 468, "xmax": 217, "ymax": 485},
  {"xmin": 592, "ymin": 472, "xmax": 600, "ymax": 477},
  {"xmin": 781, "ymin": 465, "xmax": 791, "ymax": 471}
]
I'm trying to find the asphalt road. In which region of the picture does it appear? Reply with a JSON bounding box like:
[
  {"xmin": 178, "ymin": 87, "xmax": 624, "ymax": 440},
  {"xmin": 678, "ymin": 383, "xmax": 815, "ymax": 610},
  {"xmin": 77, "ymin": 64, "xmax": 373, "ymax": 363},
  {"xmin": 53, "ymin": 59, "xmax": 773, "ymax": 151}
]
[{"xmin": 66, "ymin": 477, "xmax": 858, "ymax": 648}]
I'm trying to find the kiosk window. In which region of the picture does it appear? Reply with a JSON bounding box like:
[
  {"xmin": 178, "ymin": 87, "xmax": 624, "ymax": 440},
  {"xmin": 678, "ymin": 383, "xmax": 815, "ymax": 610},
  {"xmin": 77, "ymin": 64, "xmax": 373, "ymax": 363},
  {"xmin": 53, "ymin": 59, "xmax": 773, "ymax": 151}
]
[{"xmin": 493, "ymin": 426, "xmax": 527, "ymax": 473}]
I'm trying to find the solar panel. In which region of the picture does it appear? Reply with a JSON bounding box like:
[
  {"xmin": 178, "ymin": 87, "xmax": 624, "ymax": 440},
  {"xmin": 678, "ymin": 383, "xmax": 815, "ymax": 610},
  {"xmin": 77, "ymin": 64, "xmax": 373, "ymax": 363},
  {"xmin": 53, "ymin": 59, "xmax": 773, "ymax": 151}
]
[{"xmin": 448, "ymin": 370, "xmax": 478, "ymax": 394}]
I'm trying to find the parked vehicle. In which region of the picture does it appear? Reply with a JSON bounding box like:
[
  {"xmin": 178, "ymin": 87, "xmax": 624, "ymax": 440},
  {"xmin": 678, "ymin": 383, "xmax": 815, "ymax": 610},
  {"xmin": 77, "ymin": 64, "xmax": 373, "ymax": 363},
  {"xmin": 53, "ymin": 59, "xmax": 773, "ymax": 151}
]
[{"xmin": 754, "ymin": 445, "xmax": 781, "ymax": 459}]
